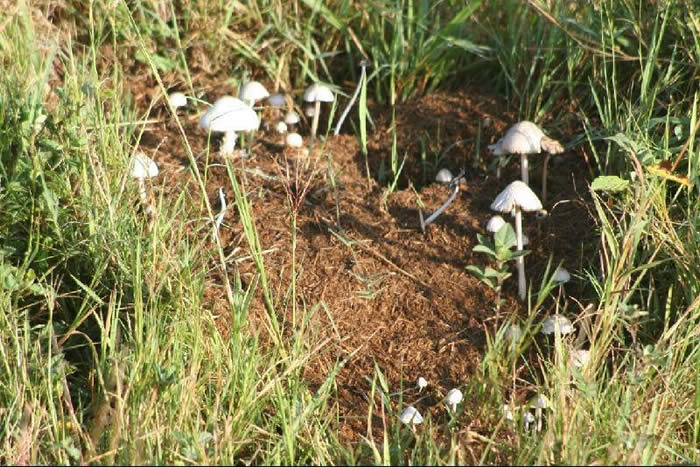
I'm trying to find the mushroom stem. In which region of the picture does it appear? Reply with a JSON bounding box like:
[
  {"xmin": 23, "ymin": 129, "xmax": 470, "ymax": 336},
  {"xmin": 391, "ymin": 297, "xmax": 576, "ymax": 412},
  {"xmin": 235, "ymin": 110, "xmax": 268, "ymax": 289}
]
[
  {"xmin": 542, "ymin": 154, "xmax": 551, "ymax": 204},
  {"xmin": 515, "ymin": 207, "xmax": 526, "ymax": 301},
  {"xmin": 536, "ymin": 407, "xmax": 542, "ymax": 432},
  {"xmin": 310, "ymin": 100, "xmax": 321, "ymax": 139},
  {"xmin": 520, "ymin": 154, "xmax": 529, "ymax": 185},
  {"xmin": 496, "ymin": 155, "xmax": 503, "ymax": 180},
  {"xmin": 221, "ymin": 131, "xmax": 238, "ymax": 156},
  {"xmin": 137, "ymin": 177, "xmax": 155, "ymax": 217}
]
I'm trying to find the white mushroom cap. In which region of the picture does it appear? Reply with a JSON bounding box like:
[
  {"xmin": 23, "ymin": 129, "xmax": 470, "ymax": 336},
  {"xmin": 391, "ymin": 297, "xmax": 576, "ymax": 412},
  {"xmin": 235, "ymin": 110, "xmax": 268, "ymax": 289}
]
[
  {"xmin": 523, "ymin": 411, "xmax": 536, "ymax": 427},
  {"xmin": 399, "ymin": 406, "xmax": 424, "ymax": 425},
  {"xmin": 267, "ymin": 92, "xmax": 285, "ymax": 107},
  {"xmin": 239, "ymin": 81, "xmax": 269, "ymax": 104},
  {"xmin": 553, "ymin": 266, "xmax": 571, "ymax": 284},
  {"xmin": 168, "ymin": 91, "xmax": 187, "ymax": 109},
  {"xmin": 304, "ymin": 105, "xmax": 316, "ymax": 118},
  {"xmin": 488, "ymin": 138, "xmax": 506, "ymax": 156},
  {"xmin": 284, "ymin": 110, "xmax": 300, "ymax": 125},
  {"xmin": 570, "ymin": 349, "xmax": 590, "ymax": 368},
  {"xmin": 528, "ymin": 394, "xmax": 550, "ymax": 409},
  {"xmin": 521, "ymin": 233, "xmax": 529, "ymax": 246},
  {"xmin": 541, "ymin": 315, "xmax": 575, "ymax": 336},
  {"xmin": 445, "ymin": 388, "xmax": 463, "ymax": 412},
  {"xmin": 285, "ymin": 132, "xmax": 303, "ymax": 147},
  {"xmin": 200, "ymin": 96, "xmax": 260, "ymax": 133},
  {"xmin": 435, "ymin": 168, "xmax": 453, "ymax": 184},
  {"xmin": 503, "ymin": 404, "xmax": 515, "ymax": 421},
  {"xmin": 490, "ymin": 181, "xmax": 543, "ymax": 216},
  {"xmin": 486, "ymin": 215, "xmax": 506, "ymax": 233},
  {"xmin": 417, "ymin": 377, "xmax": 428, "ymax": 390},
  {"xmin": 275, "ymin": 121, "xmax": 288, "ymax": 134},
  {"xmin": 497, "ymin": 121, "xmax": 546, "ymax": 155},
  {"xmin": 130, "ymin": 152, "xmax": 159, "ymax": 179},
  {"xmin": 304, "ymin": 83, "xmax": 335, "ymax": 103}
]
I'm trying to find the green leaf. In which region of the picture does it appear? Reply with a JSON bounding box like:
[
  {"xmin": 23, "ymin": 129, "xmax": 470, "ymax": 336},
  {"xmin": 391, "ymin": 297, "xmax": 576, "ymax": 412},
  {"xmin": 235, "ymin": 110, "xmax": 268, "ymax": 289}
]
[
  {"xmin": 591, "ymin": 175, "xmax": 630, "ymax": 193},
  {"xmin": 473, "ymin": 245, "xmax": 497, "ymax": 257},
  {"xmin": 494, "ymin": 223, "xmax": 516, "ymax": 250}
]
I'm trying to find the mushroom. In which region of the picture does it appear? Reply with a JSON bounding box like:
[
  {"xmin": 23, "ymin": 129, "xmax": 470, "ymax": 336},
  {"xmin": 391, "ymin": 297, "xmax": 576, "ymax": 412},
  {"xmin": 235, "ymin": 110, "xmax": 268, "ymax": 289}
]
[
  {"xmin": 239, "ymin": 80, "xmax": 270, "ymax": 107},
  {"xmin": 553, "ymin": 266, "xmax": 571, "ymax": 284},
  {"xmin": 490, "ymin": 181, "xmax": 543, "ymax": 301},
  {"xmin": 488, "ymin": 121, "xmax": 564, "ymax": 202},
  {"xmin": 399, "ymin": 406, "xmax": 424, "ymax": 429},
  {"xmin": 168, "ymin": 91, "xmax": 187, "ymax": 110},
  {"xmin": 540, "ymin": 315, "xmax": 575, "ymax": 336},
  {"xmin": 199, "ymin": 96, "xmax": 260, "ymax": 156},
  {"xmin": 503, "ymin": 404, "xmax": 515, "ymax": 421},
  {"xmin": 417, "ymin": 377, "xmax": 428, "ymax": 392},
  {"xmin": 523, "ymin": 411, "xmax": 536, "ymax": 431},
  {"xmin": 486, "ymin": 215, "xmax": 506, "ymax": 234},
  {"xmin": 275, "ymin": 121, "xmax": 288, "ymax": 134},
  {"xmin": 435, "ymin": 168, "xmax": 454, "ymax": 184},
  {"xmin": 130, "ymin": 151, "xmax": 159, "ymax": 216},
  {"xmin": 445, "ymin": 388, "xmax": 463, "ymax": 413},
  {"xmin": 304, "ymin": 105, "xmax": 316, "ymax": 118},
  {"xmin": 285, "ymin": 132, "xmax": 303, "ymax": 148},
  {"xmin": 284, "ymin": 110, "xmax": 300, "ymax": 132},
  {"xmin": 528, "ymin": 394, "xmax": 550, "ymax": 432},
  {"xmin": 303, "ymin": 83, "xmax": 334, "ymax": 139},
  {"xmin": 570, "ymin": 349, "xmax": 590, "ymax": 369}
]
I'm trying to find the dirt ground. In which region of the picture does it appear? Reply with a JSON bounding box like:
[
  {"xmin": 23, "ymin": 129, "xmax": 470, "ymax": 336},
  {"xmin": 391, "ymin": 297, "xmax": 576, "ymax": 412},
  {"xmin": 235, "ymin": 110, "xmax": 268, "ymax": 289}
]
[{"xmin": 132, "ymin": 76, "xmax": 597, "ymax": 447}]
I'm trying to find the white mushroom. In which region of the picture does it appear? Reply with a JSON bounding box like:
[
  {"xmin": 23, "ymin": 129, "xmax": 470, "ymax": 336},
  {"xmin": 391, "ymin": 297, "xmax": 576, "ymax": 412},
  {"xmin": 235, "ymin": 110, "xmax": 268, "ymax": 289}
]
[
  {"xmin": 303, "ymin": 83, "xmax": 334, "ymax": 139},
  {"xmin": 284, "ymin": 110, "xmax": 300, "ymax": 131},
  {"xmin": 239, "ymin": 81, "xmax": 270, "ymax": 107},
  {"xmin": 130, "ymin": 151, "xmax": 159, "ymax": 216},
  {"xmin": 570, "ymin": 349, "xmax": 590, "ymax": 369},
  {"xmin": 168, "ymin": 91, "xmax": 187, "ymax": 110},
  {"xmin": 435, "ymin": 168, "xmax": 454, "ymax": 184},
  {"xmin": 417, "ymin": 377, "xmax": 428, "ymax": 392},
  {"xmin": 399, "ymin": 406, "xmax": 424, "ymax": 426},
  {"xmin": 275, "ymin": 121, "xmax": 288, "ymax": 134},
  {"xmin": 488, "ymin": 121, "xmax": 564, "ymax": 202},
  {"xmin": 540, "ymin": 315, "xmax": 575, "ymax": 336},
  {"xmin": 285, "ymin": 132, "xmax": 303, "ymax": 148},
  {"xmin": 445, "ymin": 388, "xmax": 463, "ymax": 413},
  {"xmin": 486, "ymin": 215, "xmax": 506, "ymax": 234},
  {"xmin": 523, "ymin": 411, "xmax": 536, "ymax": 431},
  {"xmin": 304, "ymin": 105, "xmax": 316, "ymax": 118},
  {"xmin": 528, "ymin": 394, "xmax": 550, "ymax": 432},
  {"xmin": 553, "ymin": 266, "xmax": 571, "ymax": 284},
  {"xmin": 490, "ymin": 181, "xmax": 543, "ymax": 300},
  {"xmin": 503, "ymin": 404, "xmax": 515, "ymax": 421},
  {"xmin": 267, "ymin": 93, "xmax": 286, "ymax": 120},
  {"xmin": 200, "ymin": 96, "xmax": 260, "ymax": 156}
]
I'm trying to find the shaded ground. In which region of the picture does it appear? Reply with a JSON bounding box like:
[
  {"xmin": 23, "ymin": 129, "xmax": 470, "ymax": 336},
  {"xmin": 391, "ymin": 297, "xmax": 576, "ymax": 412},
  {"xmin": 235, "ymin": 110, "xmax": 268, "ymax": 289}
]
[{"xmin": 132, "ymin": 81, "xmax": 597, "ymax": 445}]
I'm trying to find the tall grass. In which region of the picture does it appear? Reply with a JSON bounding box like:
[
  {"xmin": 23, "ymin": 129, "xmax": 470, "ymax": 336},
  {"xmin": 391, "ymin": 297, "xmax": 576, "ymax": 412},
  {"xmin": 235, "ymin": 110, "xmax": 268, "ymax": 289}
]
[{"xmin": 1, "ymin": 0, "xmax": 699, "ymax": 464}]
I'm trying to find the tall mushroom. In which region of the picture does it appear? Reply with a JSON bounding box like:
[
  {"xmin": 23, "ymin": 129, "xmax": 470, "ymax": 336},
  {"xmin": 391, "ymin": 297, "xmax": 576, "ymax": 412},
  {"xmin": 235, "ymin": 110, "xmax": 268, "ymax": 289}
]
[
  {"xmin": 303, "ymin": 83, "xmax": 335, "ymax": 140},
  {"xmin": 490, "ymin": 181, "xmax": 543, "ymax": 301},
  {"xmin": 199, "ymin": 96, "xmax": 260, "ymax": 156},
  {"xmin": 488, "ymin": 121, "xmax": 564, "ymax": 203}
]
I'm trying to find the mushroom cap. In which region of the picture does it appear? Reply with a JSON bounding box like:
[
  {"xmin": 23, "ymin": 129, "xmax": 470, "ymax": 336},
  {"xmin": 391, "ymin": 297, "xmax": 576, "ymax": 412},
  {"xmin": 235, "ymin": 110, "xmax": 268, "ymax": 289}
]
[
  {"xmin": 200, "ymin": 96, "xmax": 260, "ymax": 133},
  {"xmin": 541, "ymin": 315, "xmax": 575, "ymax": 336},
  {"xmin": 304, "ymin": 105, "xmax": 316, "ymax": 117},
  {"xmin": 488, "ymin": 138, "xmax": 506, "ymax": 156},
  {"xmin": 399, "ymin": 406, "xmax": 424, "ymax": 425},
  {"xmin": 486, "ymin": 215, "xmax": 506, "ymax": 233},
  {"xmin": 284, "ymin": 110, "xmax": 300, "ymax": 125},
  {"xmin": 435, "ymin": 168, "xmax": 453, "ymax": 184},
  {"xmin": 267, "ymin": 92, "xmax": 286, "ymax": 107},
  {"xmin": 570, "ymin": 349, "xmax": 590, "ymax": 368},
  {"xmin": 498, "ymin": 120, "xmax": 546, "ymax": 155},
  {"xmin": 304, "ymin": 83, "xmax": 335, "ymax": 103},
  {"xmin": 445, "ymin": 388, "xmax": 463, "ymax": 406},
  {"xmin": 417, "ymin": 377, "xmax": 428, "ymax": 389},
  {"xmin": 130, "ymin": 152, "xmax": 159, "ymax": 179},
  {"xmin": 168, "ymin": 91, "xmax": 187, "ymax": 109},
  {"xmin": 521, "ymin": 233, "xmax": 530, "ymax": 246},
  {"xmin": 523, "ymin": 411, "xmax": 536, "ymax": 424},
  {"xmin": 285, "ymin": 132, "xmax": 303, "ymax": 147},
  {"xmin": 528, "ymin": 394, "xmax": 550, "ymax": 409},
  {"xmin": 490, "ymin": 180, "xmax": 543, "ymax": 215},
  {"xmin": 239, "ymin": 81, "xmax": 270, "ymax": 103},
  {"xmin": 275, "ymin": 121, "xmax": 288, "ymax": 134},
  {"xmin": 504, "ymin": 323, "xmax": 522, "ymax": 342},
  {"xmin": 503, "ymin": 404, "xmax": 515, "ymax": 421},
  {"xmin": 553, "ymin": 266, "xmax": 571, "ymax": 284}
]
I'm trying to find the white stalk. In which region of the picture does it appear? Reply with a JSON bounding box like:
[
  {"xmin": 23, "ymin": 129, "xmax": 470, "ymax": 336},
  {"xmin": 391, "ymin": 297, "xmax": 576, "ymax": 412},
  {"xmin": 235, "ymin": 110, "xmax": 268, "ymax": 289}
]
[
  {"xmin": 334, "ymin": 61, "xmax": 367, "ymax": 135},
  {"xmin": 213, "ymin": 187, "xmax": 226, "ymax": 241},
  {"xmin": 496, "ymin": 155, "xmax": 503, "ymax": 180},
  {"xmin": 137, "ymin": 178, "xmax": 154, "ymax": 216},
  {"xmin": 542, "ymin": 154, "xmax": 551, "ymax": 204},
  {"xmin": 515, "ymin": 207, "xmax": 526, "ymax": 301},
  {"xmin": 521, "ymin": 154, "xmax": 529, "ymax": 184},
  {"xmin": 310, "ymin": 101, "xmax": 321, "ymax": 139},
  {"xmin": 221, "ymin": 130, "xmax": 238, "ymax": 156}
]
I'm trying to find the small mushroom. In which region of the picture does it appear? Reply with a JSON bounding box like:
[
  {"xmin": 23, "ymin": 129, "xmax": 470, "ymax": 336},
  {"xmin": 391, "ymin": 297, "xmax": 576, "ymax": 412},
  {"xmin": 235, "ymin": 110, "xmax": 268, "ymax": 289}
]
[
  {"xmin": 503, "ymin": 404, "xmax": 515, "ymax": 421},
  {"xmin": 130, "ymin": 151, "xmax": 159, "ymax": 216},
  {"xmin": 435, "ymin": 168, "xmax": 454, "ymax": 184},
  {"xmin": 541, "ymin": 315, "xmax": 575, "ymax": 336},
  {"xmin": 239, "ymin": 80, "xmax": 270, "ymax": 107},
  {"xmin": 528, "ymin": 394, "xmax": 550, "ymax": 432},
  {"xmin": 488, "ymin": 121, "xmax": 564, "ymax": 203},
  {"xmin": 486, "ymin": 215, "xmax": 506, "ymax": 234},
  {"xmin": 275, "ymin": 121, "xmax": 288, "ymax": 134},
  {"xmin": 570, "ymin": 349, "xmax": 590, "ymax": 369},
  {"xmin": 417, "ymin": 377, "xmax": 428, "ymax": 392},
  {"xmin": 490, "ymin": 181, "xmax": 543, "ymax": 300},
  {"xmin": 553, "ymin": 266, "xmax": 571, "ymax": 284},
  {"xmin": 199, "ymin": 96, "xmax": 260, "ymax": 156},
  {"xmin": 399, "ymin": 406, "xmax": 424, "ymax": 429},
  {"xmin": 285, "ymin": 132, "xmax": 303, "ymax": 148},
  {"xmin": 303, "ymin": 83, "xmax": 334, "ymax": 139},
  {"xmin": 445, "ymin": 388, "xmax": 463, "ymax": 413},
  {"xmin": 284, "ymin": 110, "xmax": 300, "ymax": 132},
  {"xmin": 168, "ymin": 91, "xmax": 187, "ymax": 110},
  {"xmin": 523, "ymin": 411, "xmax": 536, "ymax": 431}
]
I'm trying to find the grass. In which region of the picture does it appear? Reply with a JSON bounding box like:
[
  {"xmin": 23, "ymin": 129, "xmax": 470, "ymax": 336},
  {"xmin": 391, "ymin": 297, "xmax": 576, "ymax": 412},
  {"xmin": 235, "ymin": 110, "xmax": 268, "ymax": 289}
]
[{"xmin": 1, "ymin": 0, "xmax": 700, "ymax": 464}]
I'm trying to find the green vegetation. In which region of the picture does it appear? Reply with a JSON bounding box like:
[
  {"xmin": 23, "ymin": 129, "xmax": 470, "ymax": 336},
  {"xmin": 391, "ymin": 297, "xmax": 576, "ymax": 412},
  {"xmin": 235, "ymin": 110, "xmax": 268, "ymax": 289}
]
[{"xmin": 1, "ymin": 0, "xmax": 699, "ymax": 464}]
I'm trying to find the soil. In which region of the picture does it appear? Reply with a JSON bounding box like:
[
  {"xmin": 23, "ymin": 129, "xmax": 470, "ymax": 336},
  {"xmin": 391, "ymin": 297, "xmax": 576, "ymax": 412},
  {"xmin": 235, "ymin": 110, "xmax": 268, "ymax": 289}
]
[{"xmin": 130, "ymin": 77, "xmax": 597, "ymax": 451}]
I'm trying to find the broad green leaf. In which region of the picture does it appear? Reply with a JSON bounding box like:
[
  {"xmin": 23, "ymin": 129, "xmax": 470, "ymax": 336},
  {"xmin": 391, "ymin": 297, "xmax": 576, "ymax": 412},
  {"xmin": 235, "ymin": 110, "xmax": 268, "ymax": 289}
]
[{"xmin": 591, "ymin": 175, "xmax": 630, "ymax": 193}]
